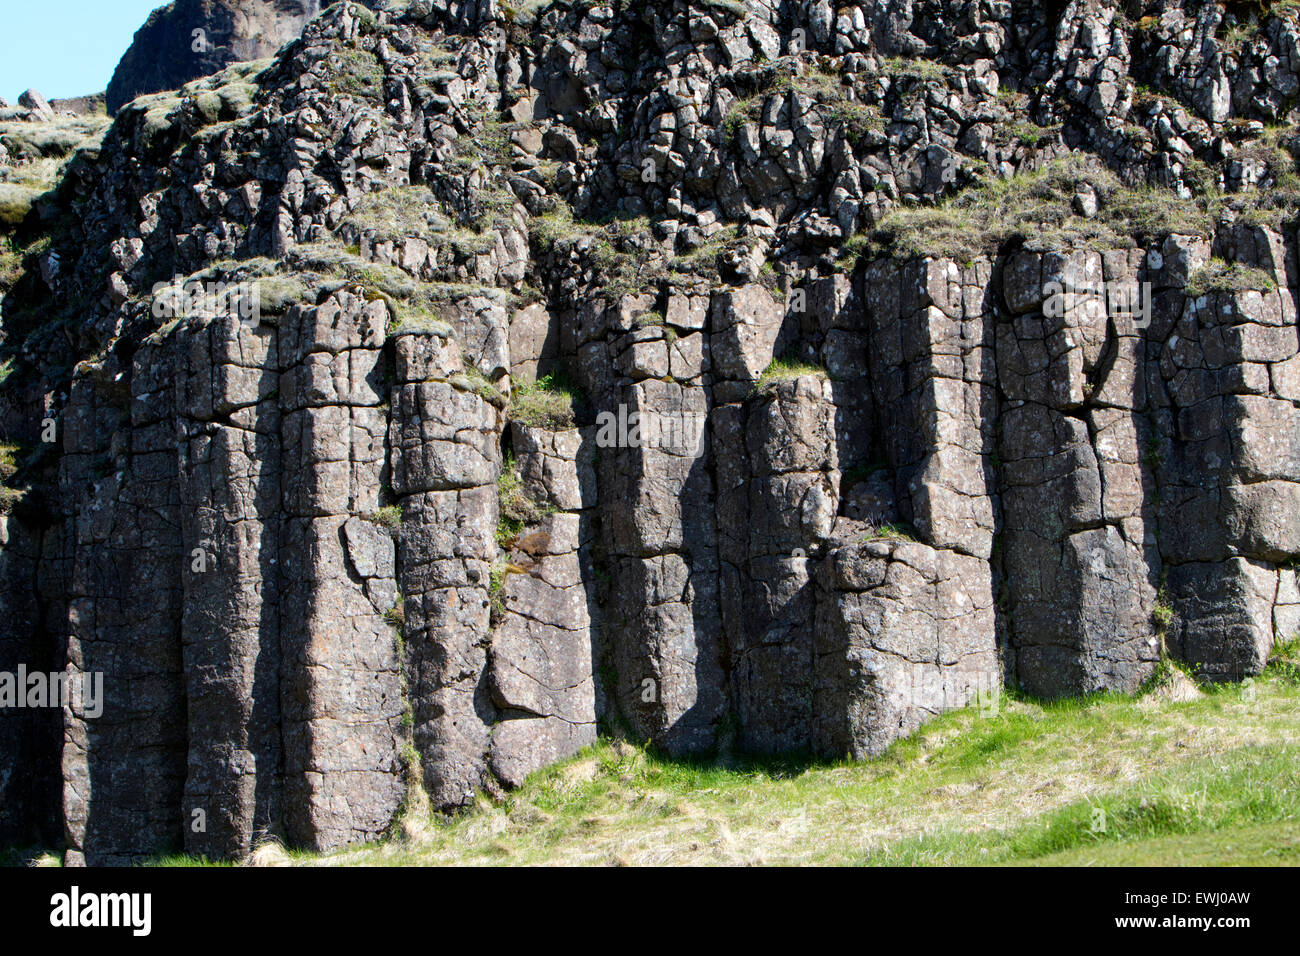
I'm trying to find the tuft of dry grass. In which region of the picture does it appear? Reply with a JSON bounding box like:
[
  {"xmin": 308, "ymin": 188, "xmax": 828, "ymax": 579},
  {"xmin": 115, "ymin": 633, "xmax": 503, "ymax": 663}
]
[
  {"xmin": 1143, "ymin": 665, "xmax": 1202, "ymax": 703},
  {"xmin": 244, "ymin": 840, "xmax": 292, "ymax": 867}
]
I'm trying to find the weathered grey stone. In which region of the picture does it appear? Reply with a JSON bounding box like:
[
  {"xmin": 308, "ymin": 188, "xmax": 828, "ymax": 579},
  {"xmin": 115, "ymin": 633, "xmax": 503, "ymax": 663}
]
[
  {"xmin": 1168, "ymin": 559, "xmax": 1277, "ymax": 681},
  {"xmin": 5, "ymin": 0, "xmax": 1300, "ymax": 867},
  {"xmin": 106, "ymin": 1, "xmax": 376, "ymax": 113},
  {"xmin": 815, "ymin": 541, "xmax": 999, "ymax": 758},
  {"xmin": 17, "ymin": 89, "xmax": 55, "ymax": 122}
]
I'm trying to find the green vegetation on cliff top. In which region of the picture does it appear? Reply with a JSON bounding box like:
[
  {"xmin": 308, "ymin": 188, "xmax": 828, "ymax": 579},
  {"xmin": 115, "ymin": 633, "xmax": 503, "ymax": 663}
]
[
  {"xmin": 848, "ymin": 153, "xmax": 1216, "ymax": 265},
  {"xmin": 852, "ymin": 127, "xmax": 1300, "ymax": 265}
]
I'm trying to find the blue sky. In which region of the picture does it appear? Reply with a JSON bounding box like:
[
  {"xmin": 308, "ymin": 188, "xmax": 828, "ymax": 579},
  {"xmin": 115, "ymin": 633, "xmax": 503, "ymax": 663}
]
[{"xmin": 0, "ymin": 0, "xmax": 166, "ymax": 103}]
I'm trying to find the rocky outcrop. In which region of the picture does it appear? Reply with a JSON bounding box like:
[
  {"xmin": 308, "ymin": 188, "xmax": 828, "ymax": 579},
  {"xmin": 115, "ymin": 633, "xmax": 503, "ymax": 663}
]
[
  {"xmin": 2, "ymin": 0, "xmax": 1299, "ymax": 863},
  {"xmin": 105, "ymin": 0, "xmax": 381, "ymax": 114}
]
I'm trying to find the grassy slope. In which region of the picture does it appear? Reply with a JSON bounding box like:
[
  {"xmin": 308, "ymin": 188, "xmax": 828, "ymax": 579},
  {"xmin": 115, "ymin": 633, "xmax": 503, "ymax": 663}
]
[
  {"xmin": 295, "ymin": 668, "xmax": 1299, "ymax": 867},
  {"xmin": 13, "ymin": 668, "xmax": 1292, "ymax": 868}
]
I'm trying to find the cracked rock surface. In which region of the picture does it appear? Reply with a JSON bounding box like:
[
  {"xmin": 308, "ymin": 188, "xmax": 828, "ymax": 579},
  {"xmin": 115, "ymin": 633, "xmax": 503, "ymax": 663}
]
[{"xmin": 1, "ymin": 0, "xmax": 1299, "ymax": 862}]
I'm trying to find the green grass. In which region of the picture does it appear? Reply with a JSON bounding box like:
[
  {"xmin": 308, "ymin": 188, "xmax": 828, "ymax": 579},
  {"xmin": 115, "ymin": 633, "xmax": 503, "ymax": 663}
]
[
  {"xmin": 288, "ymin": 670, "xmax": 1300, "ymax": 866},
  {"xmin": 497, "ymin": 454, "xmax": 526, "ymax": 541},
  {"xmin": 367, "ymin": 505, "xmax": 403, "ymax": 528},
  {"xmin": 1025, "ymin": 821, "xmax": 1300, "ymax": 866},
  {"xmin": 140, "ymin": 854, "xmax": 238, "ymax": 868},
  {"xmin": 880, "ymin": 57, "xmax": 953, "ymax": 83},
  {"xmin": 0, "ymin": 442, "xmax": 28, "ymax": 515},
  {"xmin": 0, "ymin": 184, "xmax": 38, "ymax": 229},
  {"xmin": 752, "ymin": 356, "xmax": 828, "ymax": 394},
  {"xmin": 720, "ymin": 62, "xmax": 883, "ymax": 146},
  {"xmin": 825, "ymin": 101, "xmax": 888, "ymax": 144},
  {"xmin": 496, "ymin": 453, "xmax": 552, "ymax": 545},
  {"xmin": 284, "ymin": 241, "xmax": 415, "ymax": 299},
  {"xmin": 341, "ymin": 186, "xmax": 446, "ymax": 240},
  {"xmin": 721, "ymin": 94, "xmax": 764, "ymax": 141},
  {"xmin": 1151, "ymin": 588, "xmax": 1175, "ymax": 634},
  {"xmin": 252, "ymin": 274, "xmax": 310, "ymax": 315},
  {"xmin": 996, "ymin": 120, "xmax": 1062, "ymax": 148},
  {"xmin": 451, "ymin": 114, "xmax": 514, "ymax": 172},
  {"xmin": 864, "ymin": 744, "xmax": 1299, "ymax": 864},
  {"xmin": 0, "ymin": 846, "xmax": 58, "ymax": 867},
  {"xmin": 0, "ymin": 442, "xmax": 23, "ymax": 481},
  {"xmin": 528, "ymin": 200, "xmax": 745, "ymax": 299},
  {"xmin": 528, "ymin": 201, "xmax": 579, "ymax": 250},
  {"xmin": 453, "ymin": 365, "xmax": 508, "ymax": 409},
  {"xmin": 501, "ymin": 0, "xmax": 552, "ymax": 26},
  {"xmin": 326, "ymin": 47, "xmax": 385, "ymax": 99},
  {"xmin": 1271, "ymin": 635, "xmax": 1300, "ymax": 684},
  {"xmin": 0, "ymin": 238, "xmax": 23, "ymax": 289},
  {"xmin": 0, "ymin": 114, "xmax": 110, "ymax": 164},
  {"xmin": 383, "ymin": 599, "xmax": 404, "ymax": 632},
  {"xmin": 509, "ymin": 371, "xmax": 581, "ymax": 429},
  {"xmin": 1184, "ymin": 258, "xmax": 1278, "ymax": 298},
  {"xmin": 848, "ymin": 153, "xmax": 1215, "ymax": 265},
  {"xmin": 341, "ymin": 186, "xmax": 499, "ymax": 256},
  {"xmin": 861, "ymin": 522, "xmax": 919, "ymax": 543}
]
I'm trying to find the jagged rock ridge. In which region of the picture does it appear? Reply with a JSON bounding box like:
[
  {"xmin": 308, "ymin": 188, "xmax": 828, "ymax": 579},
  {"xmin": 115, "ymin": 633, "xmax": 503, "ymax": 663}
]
[
  {"xmin": 0, "ymin": 0, "xmax": 1297, "ymax": 863},
  {"xmin": 106, "ymin": 0, "xmax": 384, "ymax": 113}
]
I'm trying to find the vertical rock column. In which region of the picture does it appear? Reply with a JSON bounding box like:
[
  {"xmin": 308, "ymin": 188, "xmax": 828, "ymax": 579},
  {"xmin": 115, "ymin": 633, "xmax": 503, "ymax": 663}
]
[
  {"xmin": 720, "ymin": 373, "xmax": 838, "ymax": 754},
  {"xmin": 810, "ymin": 257, "xmax": 999, "ymax": 757},
  {"xmin": 0, "ymin": 506, "xmax": 45, "ymax": 845},
  {"xmin": 597, "ymin": 290, "xmax": 727, "ymax": 755},
  {"xmin": 865, "ymin": 257, "xmax": 998, "ymax": 560},
  {"xmin": 177, "ymin": 311, "xmax": 282, "ymax": 858},
  {"xmin": 1151, "ymin": 229, "xmax": 1300, "ymax": 678},
  {"xmin": 488, "ymin": 421, "xmax": 598, "ymax": 786},
  {"xmin": 390, "ymin": 329, "xmax": 500, "ymax": 808},
  {"xmin": 997, "ymin": 249, "xmax": 1158, "ymax": 695},
  {"xmin": 814, "ymin": 540, "xmax": 999, "ymax": 758},
  {"xmin": 60, "ymin": 346, "xmax": 187, "ymax": 865},
  {"xmin": 278, "ymin": 289, "xmax": 403, "ymax": 851}
]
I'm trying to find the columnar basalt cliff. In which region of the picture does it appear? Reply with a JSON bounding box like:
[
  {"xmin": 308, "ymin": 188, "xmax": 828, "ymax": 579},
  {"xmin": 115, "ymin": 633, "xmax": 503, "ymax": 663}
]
[{"xmin": 2, "ymin": 0, "xmax": 1299, "ymax": 863}]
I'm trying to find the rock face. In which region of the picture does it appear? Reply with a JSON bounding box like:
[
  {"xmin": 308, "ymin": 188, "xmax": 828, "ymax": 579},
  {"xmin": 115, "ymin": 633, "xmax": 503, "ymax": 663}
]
[
  {"xmin": 2, "ymin": 0, "xmax": 1299, "ymax": 863},
  {"xmin": 105, "ymin": 0, "xmax": 376, "ymax": 113}
]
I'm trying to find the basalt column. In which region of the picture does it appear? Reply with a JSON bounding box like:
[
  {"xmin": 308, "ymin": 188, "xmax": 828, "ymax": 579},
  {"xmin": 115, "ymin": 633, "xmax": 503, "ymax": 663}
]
[
  {"xmin": 390, "ymin": 328, "xmax": 501, "ymax": 808},
  {"xmin": 996, "ymin": 249, "xmax": 1159, "ymax": 695},
  {"xmin": 60, "ymin": 344, "xmax": 187, "ymax": 866},
  {"xmin": 1149, "ymin": 228, "xmax": 1300, "ymax": 679},
  {"xmin": 585, "ymin": 290, "xmax": 730, "ymax": 756},
  {"xmin": 278, "ymin": 290, "xmax": 404, "ymax": 851},
  {"xmin": 488, "ymin": 420, "xmax": 598, "ymax": 785},
  {"xmin": 816, "ymin": 256, "xmax": 1000, "ymax": 757},
  {"xmin": 720, "ymin": 373, "xmax": 839, "ymax": 754},
  {"xmin": 176, "ymin": 309, "xmax": 283, "ymax": 859}
]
